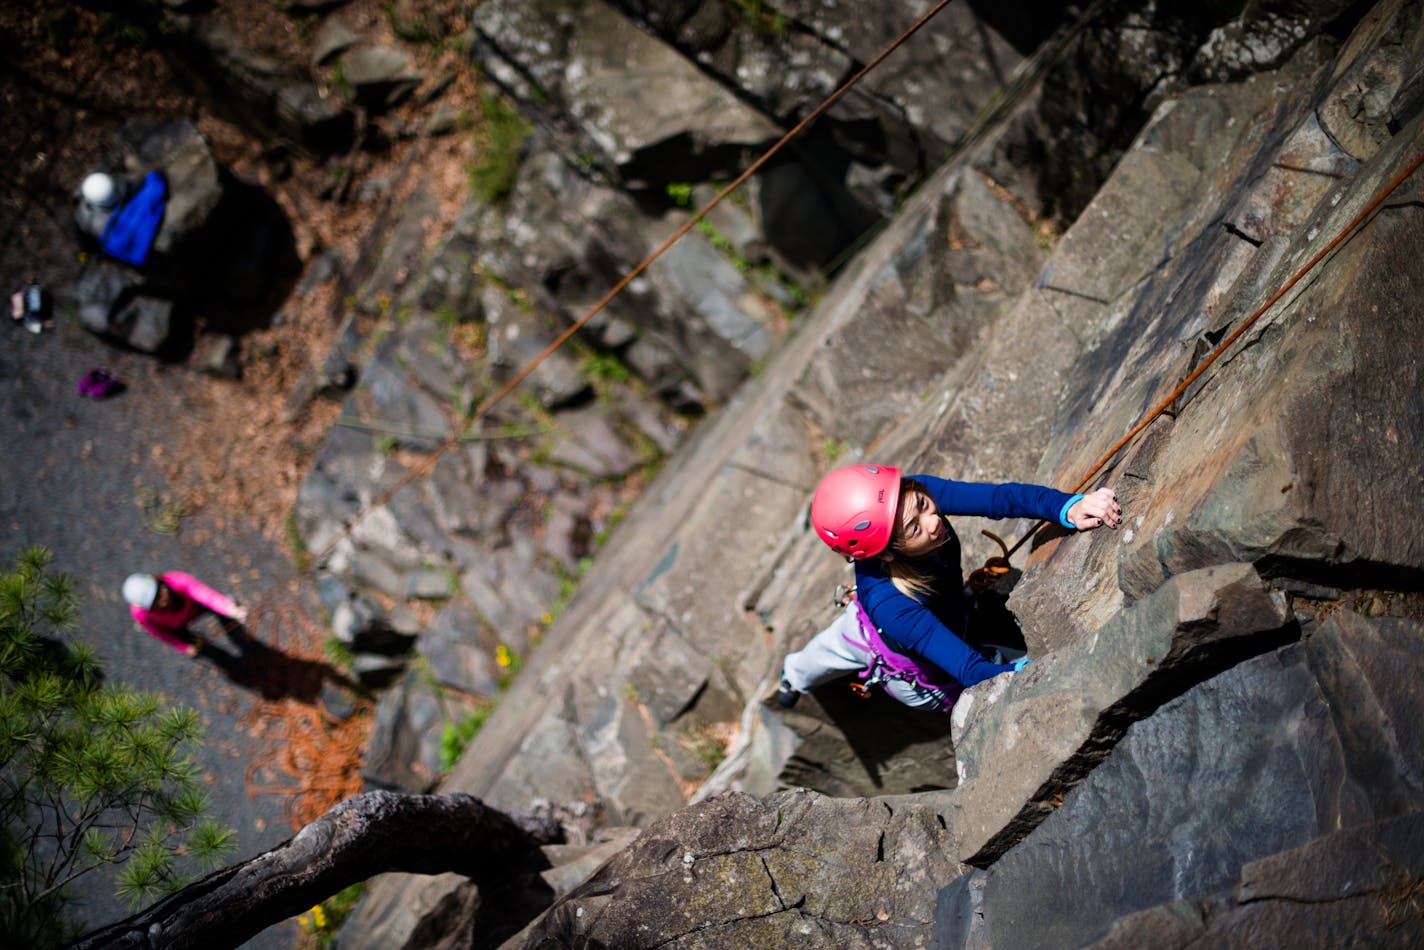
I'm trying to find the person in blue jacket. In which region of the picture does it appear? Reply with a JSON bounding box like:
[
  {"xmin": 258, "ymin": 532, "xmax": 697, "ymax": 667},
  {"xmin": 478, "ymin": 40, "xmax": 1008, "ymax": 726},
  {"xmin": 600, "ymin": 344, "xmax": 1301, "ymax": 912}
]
[{"xmin": 778, "ymin": 463, "xmax": 1120, "ymax": 711}]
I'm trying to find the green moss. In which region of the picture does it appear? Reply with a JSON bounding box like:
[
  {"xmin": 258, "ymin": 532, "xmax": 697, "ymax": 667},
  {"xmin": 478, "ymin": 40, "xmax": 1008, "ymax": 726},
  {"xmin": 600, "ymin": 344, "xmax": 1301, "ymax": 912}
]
[
  {"xmin": 467, "ymin": 92, "xmax": 531, "ymax": 204},
  {"xmin": 439, "ymin": 703, "xmax": 494, "ymax": 773}
]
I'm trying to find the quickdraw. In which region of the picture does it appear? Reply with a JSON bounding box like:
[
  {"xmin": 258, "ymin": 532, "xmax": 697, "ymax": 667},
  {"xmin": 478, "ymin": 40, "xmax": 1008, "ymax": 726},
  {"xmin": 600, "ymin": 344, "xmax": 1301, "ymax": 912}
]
[{"xmin": 966, "ymin": 529, "xmax": 1012, "ymax": 592}]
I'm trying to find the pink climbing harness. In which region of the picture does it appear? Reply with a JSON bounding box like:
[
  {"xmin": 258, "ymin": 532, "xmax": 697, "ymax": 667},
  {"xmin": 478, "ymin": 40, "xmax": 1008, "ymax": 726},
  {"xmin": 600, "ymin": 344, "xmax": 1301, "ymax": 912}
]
[{"xmin": 840, "ymin": 589, "xmax": 962, "ymax": 708}]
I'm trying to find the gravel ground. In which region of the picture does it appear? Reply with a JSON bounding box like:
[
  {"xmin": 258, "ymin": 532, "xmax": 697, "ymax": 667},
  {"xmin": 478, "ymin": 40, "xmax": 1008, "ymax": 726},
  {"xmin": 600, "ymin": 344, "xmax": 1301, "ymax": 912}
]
[
  {"xmin": 0, "ymin": 309, "xmax": 319, "ymax": 946},
  {"xmin": 2, "ymin": 4, "xmax": 484, "ymax": 944},
  {"xmin": 0, "ymin": 7, "xmax": 376, "ymax": 947}
]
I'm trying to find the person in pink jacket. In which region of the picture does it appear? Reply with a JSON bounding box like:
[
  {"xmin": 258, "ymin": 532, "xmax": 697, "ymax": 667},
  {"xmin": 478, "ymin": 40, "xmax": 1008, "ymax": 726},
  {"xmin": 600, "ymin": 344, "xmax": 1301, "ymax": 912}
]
[{"xmin": 122, "ymin": 571, "xmax": 248, "ymax": 656}]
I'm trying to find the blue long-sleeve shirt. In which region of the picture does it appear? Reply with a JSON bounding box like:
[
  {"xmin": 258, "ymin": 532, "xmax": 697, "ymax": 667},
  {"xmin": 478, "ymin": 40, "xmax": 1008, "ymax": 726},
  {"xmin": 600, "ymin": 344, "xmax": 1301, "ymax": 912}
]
[{"xmin": 854, "ymin": 475, "xmax": 1079, "ymax": 688}]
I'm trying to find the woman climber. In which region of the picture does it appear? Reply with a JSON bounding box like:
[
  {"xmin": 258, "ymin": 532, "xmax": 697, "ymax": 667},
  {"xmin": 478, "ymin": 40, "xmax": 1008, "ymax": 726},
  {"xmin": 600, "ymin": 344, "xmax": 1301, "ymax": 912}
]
[
  {"xmin": 777, "ymin": 463, "xmax": 1120, "ymax": 712},
  {"xmin": 123, "ymin": 571, "xmax": 249, "ymax": 658}
]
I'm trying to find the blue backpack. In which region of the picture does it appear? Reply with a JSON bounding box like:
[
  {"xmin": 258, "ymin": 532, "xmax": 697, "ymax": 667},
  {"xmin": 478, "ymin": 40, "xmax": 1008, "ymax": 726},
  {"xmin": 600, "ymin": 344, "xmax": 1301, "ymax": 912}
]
[{"xmin": 100, "ymin": 170, "xmax": 168, "ymax": 267}]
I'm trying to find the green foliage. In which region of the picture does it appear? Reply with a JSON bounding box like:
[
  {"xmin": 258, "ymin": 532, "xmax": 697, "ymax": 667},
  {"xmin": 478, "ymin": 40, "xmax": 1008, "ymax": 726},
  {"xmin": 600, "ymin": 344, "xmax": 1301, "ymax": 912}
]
[
  {"xmin": 665, "ymin": 181, "xmax": 693, "ymax": 207},
  {"xmin": 135, "ymin": 485, "xmax": 193, "ymax": 536},
  {"xmin": 95, "ymin": 11, "xmax": 149, "ymax": 49},
  {"xmin": 679, "ymin": 722, "xmax": 729, "ymax": 771},
  {"xmin": 0, "ymin": 548, "xmax": 235, "ymax": 948},
  {"xmin": 323, "ymin": 635, "xmax": 354, "ymax": 672},
  {"xmin": 467, "ymin": 92, "xmax": 531, "ymax": 204},
  {"xmin": 438, "ymin": 704, "xmax": 494, "ymax": 774},
  {"xmin": 729, "ymin": 0, "xmax": 790, "ymax": 36},
  {"xmin": 494, "ymin": 644, "xmax": 523, "ymax": 690},
  {"xmin": 298, "ymin": 880, "xmax": 367, "ymax": 946},
  {"xmin": 579, "ymin": 352, "xmax": 631, "ymax": 385},
  {"xmin": 285, "ymin": 510, "xmax": 311, "ymax": 572}
]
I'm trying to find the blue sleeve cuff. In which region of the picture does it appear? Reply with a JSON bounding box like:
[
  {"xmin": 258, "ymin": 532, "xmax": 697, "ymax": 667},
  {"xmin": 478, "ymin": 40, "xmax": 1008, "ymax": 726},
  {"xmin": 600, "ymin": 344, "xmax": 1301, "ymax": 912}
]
[{"xmin": 1059, "ymin": 494, "xmax": 1084, "ymax": 529}]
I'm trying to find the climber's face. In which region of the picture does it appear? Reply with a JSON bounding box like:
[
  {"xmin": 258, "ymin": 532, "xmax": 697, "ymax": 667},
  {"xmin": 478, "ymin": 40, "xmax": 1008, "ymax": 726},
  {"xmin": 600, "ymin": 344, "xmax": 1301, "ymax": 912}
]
[
  {"xmin": 152, "ymin": 581, "xmax": 178, "ymax": 612},
  {"xmin": 887, "ymin": 486, "xmax": 949, "ymax": 559}
]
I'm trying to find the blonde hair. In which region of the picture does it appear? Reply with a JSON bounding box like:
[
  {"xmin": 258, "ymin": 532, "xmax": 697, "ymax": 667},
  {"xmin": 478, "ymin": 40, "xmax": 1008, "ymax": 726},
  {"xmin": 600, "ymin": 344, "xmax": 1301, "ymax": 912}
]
[{"xmin": 885, "ymin": 479, "xmax": 941, "ymax": 603}]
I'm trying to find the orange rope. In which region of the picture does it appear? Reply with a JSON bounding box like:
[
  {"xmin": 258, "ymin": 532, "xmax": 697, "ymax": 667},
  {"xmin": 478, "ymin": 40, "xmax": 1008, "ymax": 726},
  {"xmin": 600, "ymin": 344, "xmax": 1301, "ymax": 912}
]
[
  {"xmin": 992, "ymin": 145, "xmax": 1424, "ymax": 565},
  {"xmin": 313, "ymin": 0, "xmax": 962, "ymax": 565}
]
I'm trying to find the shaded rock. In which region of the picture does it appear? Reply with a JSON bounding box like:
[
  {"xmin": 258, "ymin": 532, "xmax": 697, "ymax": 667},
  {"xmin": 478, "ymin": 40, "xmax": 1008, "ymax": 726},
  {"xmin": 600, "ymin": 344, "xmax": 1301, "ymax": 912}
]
[
  {"xmin": 274, "ymin": 83, "xmax": 354, "ymax": 152},
  {"xmin": 1086, "ymin": 811, "xmax": 1424, "ymax": 948},
  {"xmin": 936, "ymin": 610, "xmax": 1424, "ymax": 949},
  {"xmin": 351, "ymin": 652, "xmax": 408, "ymax": 691},
  {"xmin": 107, "ymin": 294, "xmax": 174, "ymax": 355},
  {"xmin": 311, "ymin": 17, "xmax": 361, "ymax": 66},
  {"xmin": 339, "ymin": 44, "xmax": 423, "ymax": 110},
  {"xmin": 416, "ymin": 602, "xmax": 499, "ymax": 698},
  {"xmin": 362, "ymin": 669, "xmax": 446, "ymax": 792},
  {"xmin": 192, "ymin": 333, "xmax": 241, "ymax": 379},
  {"xmin": 341, "ymin": 872, "xmax": 480, "ymax": 950},
  {"xmin": 949, "ymin": 563, "xmax": 1293, "ymax": 865}
]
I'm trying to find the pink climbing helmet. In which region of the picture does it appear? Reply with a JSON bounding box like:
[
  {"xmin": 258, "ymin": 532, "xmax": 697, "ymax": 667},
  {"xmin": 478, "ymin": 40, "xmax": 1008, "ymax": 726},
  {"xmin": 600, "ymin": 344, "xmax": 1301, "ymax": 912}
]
[{"xmin": 810, "ymin": 464, "xmax": 901, "ymax": 559}]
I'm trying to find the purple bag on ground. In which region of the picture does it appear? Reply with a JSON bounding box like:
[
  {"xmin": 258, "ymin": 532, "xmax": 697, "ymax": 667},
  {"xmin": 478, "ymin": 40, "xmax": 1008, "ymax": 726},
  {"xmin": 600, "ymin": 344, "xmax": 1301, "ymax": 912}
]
[{"xmin": 77, "ymin": 368, "xmax": 124, "ymax": 400}]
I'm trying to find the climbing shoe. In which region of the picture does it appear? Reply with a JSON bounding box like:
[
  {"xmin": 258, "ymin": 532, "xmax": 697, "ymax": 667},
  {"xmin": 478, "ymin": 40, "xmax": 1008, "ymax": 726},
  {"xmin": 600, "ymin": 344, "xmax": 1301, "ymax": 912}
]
[{"xmin": 776, "ymin": 679, "xmax": 800, "ymax": 709}]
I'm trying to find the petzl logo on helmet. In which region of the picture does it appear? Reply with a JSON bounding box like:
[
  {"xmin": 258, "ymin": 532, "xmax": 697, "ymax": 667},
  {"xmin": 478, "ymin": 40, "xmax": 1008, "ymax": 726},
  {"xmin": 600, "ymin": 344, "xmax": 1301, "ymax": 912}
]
[{"xmin": 877, "ymin": 490, "xmax": 885, "ymax": 502}]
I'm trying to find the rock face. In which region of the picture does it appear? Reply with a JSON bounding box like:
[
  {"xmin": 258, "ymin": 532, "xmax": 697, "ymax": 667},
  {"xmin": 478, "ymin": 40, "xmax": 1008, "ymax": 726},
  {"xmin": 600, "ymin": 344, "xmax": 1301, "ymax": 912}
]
[
  {"xmin": 326, "ymin": 0, "xmax": 1424, "ymax": 946},
  {"xmin": 522, "ymin": 790, "xmax": 963, "ymax": 948},
  {"xmin": 934, "ymin": 610, "xmax": 1424, "ymax": 950}
]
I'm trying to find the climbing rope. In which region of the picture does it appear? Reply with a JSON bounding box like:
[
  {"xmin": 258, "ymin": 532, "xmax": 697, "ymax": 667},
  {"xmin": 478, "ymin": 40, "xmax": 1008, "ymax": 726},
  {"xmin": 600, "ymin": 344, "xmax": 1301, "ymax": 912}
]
[
  {"xmin": 312, "ymin": 0, "xmax": 964, "ymax": 565},
  {"xmin": 975, "ymin": 144, "xmax": 1424, "ymax": 580}
]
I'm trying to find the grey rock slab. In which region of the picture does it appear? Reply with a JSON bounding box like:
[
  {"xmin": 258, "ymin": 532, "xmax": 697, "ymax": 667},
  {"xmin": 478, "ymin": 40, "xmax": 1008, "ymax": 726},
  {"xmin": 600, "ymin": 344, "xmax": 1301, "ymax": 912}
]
[
  {"xmin": 578, "ymin": 690, "xmax": 691, "ymax": 825},
  {"xmin": 473, "ymin": 0, "xmax": 778, "ymax": 173},
  {"xmin": 522, "ymin": 789, "xmax": 964, "ymax": 948},
  {"xmin": 311, "ymin": 18, "xmax": 362, "ymax": 66},
  {"xmin": 541, "ymin": 405, "xmax": 643, "ymax": 479},
  {"xmin": 416, "ymin": 602, "xmax": 498, "ymax": 697},
  {"xmin": 361, "ymin": 668, "xmax": 445, "ymax": 792},
  {"xmin": 949, "ymin": 562, "xmax": 1291, "ymax": 865},
  {"xmin": 469, "ymin": 689, "xmax": 600, "ymax": 818},
  {"xmin": 357, "ymin": 188, "xmax": 437, "ymax": 313},
  {"xmin": 425, "ymin": 443, "xmax": 525, "ymax": 541},
  {"xmin": 938, "ymin": 609, "xmax": 1424, "ymax": 950},
  {"xmin": 459, "ymin": 545, "xmax": 562, "ymax": 638},
  {"xmin": 339, "ymin": 43, "xmax": 421, "ymax": 88},
  {"xmin": 1228, "ymin": 110, "xmax": 1359, "ymax": 243},
  {"xmin": 357, "ymin": 335, "xmax": 454, "ymax": 453},
  {"xmin": 646, "ymin": 227, "xmax": 774, "ymax": 360},
  {"xmin": 1038, "ymin": 144, "xmax": 1205, "ymax": 305},
  {"xmin": 633, "ymin": 403, "xmax": 817, "ymax": 679},
  {"xmin": 482, "ymin": 286, "xmax": 591, "ymax": 410},
  {"xmin": 626, "ymin": 625, "xmax": 713, "ymax": 727},
  {"xmin": 340, "ymin": 871, "xmax": 480, "ymax": 950}
]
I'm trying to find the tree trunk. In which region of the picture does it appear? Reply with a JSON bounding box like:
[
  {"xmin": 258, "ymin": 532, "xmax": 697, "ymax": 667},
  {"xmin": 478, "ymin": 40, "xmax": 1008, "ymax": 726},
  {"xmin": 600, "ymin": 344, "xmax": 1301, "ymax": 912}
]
[{"xmin": 70, "ymin": 791, "xmax": 563, "ymax": 950}]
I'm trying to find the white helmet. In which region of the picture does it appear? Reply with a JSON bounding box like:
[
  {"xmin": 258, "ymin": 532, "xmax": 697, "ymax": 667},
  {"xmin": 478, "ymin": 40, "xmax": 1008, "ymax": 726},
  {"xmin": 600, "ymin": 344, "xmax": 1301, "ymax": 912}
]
[
  {"xmin": 123, "ymin": 573, "xmax": 158, "ymax": 610},
  {"xmin": 81, "ymin": 172, "xmax": 119, "ymax": 210}
]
